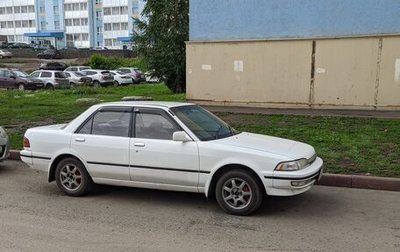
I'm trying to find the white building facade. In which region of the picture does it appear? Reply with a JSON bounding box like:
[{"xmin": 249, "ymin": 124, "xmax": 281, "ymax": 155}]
[{"xmin": 0, "ymin": 0, "xmax": 142, "ymax": 49}]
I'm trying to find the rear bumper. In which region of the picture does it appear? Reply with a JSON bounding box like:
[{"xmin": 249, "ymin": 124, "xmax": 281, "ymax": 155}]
[{"xmin": 20, "ymin": 150, "xmax": 51, "ymax": 172}]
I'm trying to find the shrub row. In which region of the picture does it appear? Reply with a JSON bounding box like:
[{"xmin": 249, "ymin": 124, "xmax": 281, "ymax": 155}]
[{"xmin": 85, "ymin": 53, "xmax": 147, "ymax": 71}]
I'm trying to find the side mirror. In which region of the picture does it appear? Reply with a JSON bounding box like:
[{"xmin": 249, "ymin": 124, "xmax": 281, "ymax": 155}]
[{"xmin": 172, "ymin": 131, "xmax": 192, "ymax": 142}]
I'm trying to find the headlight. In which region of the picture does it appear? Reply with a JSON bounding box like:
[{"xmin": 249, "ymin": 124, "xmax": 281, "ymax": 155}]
[
  {"xmin": 0, "ymin": 127, "xmax": 7, "ymax": 138},
  {"xmin": 275, "ymin": 158, "xmax": 309, "ymax": 171}
]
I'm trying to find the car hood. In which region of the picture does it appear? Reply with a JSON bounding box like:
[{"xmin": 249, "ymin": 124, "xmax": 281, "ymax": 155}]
[{"xmin": 214, "ymin": 132, "xmax": 315, "ymax": 160}]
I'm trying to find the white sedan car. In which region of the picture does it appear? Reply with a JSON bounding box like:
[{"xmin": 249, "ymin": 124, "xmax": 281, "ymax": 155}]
[
  {"xmin": 20, "ymin": 102, "xmax": 323, "ymax": 215},
  {"xmin": 0, "ymin": 127, "xmax": 9, "ymax": 162},
  {"xmin": 109, "ymin": 71, "xmax": 133, "ymax": 86}
]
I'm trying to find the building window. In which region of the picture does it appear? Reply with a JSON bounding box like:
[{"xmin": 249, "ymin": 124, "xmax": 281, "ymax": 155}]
[
  {"xmin": 6, "ymin": 7, "xmax": 13, "ymax": 14},
  {"xmin": 0, "ymin": 22, "xmax": 6, "ymax": 28},
  {"xmin": 73, "ymin": 19, "xmax": 80, "ymax": 26},
  {"xmin": 8, "ymin": 35, "xmax": 15, "ymax": 42},
  {"xmin": 81, "ymin": 33, "xmax": 89, "ymax": 41},
  {"xmin": 104, "ymin": 23, "xmax": 111, "ymax": 31},
  {"xmin": 54, "ymin": 21, "xmax": 60, "ymax": 30},
  {"xmin": 28, "ymin": 5, "xmax": 34, "ymax": 13},
  {"xmin": 97, "ymin": 27, "xmax": 103, "ymax": 34},
  {"xmin": 96, "ymin": 11, "xmax": 102, "ymax": 19},
  {"xmin": 14, "ymin": 6, "xmax": 21, "ymax": 13},
  {"xmin": 41, "ymin": 21, "xmax": 46, "ymax": 30},
  {"xmin": 53, "ymin": 6, "xmax": 59, "ymax": 15},
  {"xmin": 22, "ymin": 20, "xmax": 29, "ymax": 28},
  {"xmin": 80, "ymin": 3, "xmax": 87, "ymax": 11},
  {"xmin": 65, "ymin": 19, "xmax": 72, "ymax": 26},
  {"xmin": 104, "ymin": 7, "xmax": 111, "ymax": 15},
  {"xmin": 81, "ymin": 18, "xmax": 88, "ymax": 26},
  {"xmin": 15, "ymin": 21, "xmax": 22, "ymax": 28},
  {"xmin": 121, "ymin": 22, "xmax": 128, "ymax": 30},
  {"xmin": 7, "ymin": 21, "xmax": 14, "ymax": 28},
  {"xmin": 40, "ymin": 6, "xmax": 45, "ymax": 14},
  {"xmin": 0, "ymin": 8, "xmax": 4, "ymax": 15},
  {"xmin": 112, "ymin": 23, "xmax": 121, "ymax": 30},
  {"xmin": 120, "ymin": 6, "xmax": 128, "ymax": 15},
  {"xmin": 21, "ymin": 6, "xmax": 28, "ymax": 13},
  {"xmin": 111, "ymin": 7, "xmax": 119, "ymax": 15},
  {"xmin": 29, "ymin": 20, "xmax": 35, "ymax": 27}
]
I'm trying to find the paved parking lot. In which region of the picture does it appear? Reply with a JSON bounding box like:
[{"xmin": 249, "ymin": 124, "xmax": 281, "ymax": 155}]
[{"xmin": 0, "ymin": 160, "xmax": 399, "ymax": 252}]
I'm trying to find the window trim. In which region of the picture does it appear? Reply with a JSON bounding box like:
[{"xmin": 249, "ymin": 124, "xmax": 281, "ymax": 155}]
[
  {"xmin": 75, "ymin": 106, "xmax": 134, "ymax": 137},
  {"xmin": 133, "ymin": 107, "xmax": 183, "ymax": 140}
]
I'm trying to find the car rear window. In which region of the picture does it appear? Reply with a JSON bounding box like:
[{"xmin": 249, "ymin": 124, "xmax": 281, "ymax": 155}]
[
  {"xmin": 41, "ymin": 71, "xmax": 52, "ymax": 78},
  {"xmin": 101, "ymin": 71, "xmax": 110, "ymax": 74},
  {"xmin": 55, "ymin": 72, "xmax": 66, "ymax": 78},
  {"xmin": 118, "ymin": 69, "xmax": 130, "ymax": 73}
]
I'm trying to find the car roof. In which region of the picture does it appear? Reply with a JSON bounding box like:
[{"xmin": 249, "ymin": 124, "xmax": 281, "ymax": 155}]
[{"xmin": 94, "ymin": 101, "xmax": 194, "ymax": 109}]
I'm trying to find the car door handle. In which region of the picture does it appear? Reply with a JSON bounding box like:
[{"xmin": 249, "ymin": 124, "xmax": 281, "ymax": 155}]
[
  {"xmin": 134, "ymin": 142, "xmax": 145, "ymax": 147},
  {"xmin": 75, "ymin": 137, "xmax": 86, "ymax": 142}
]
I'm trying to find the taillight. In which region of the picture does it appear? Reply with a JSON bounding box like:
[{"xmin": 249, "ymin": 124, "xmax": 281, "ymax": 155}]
[{"xmin": 23, "ymin": 137, "xmax": 30, "ymax": 148}]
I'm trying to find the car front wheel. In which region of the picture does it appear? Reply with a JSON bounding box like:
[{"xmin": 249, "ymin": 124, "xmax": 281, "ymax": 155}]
[
  {"xmin": 17, "ymin": 83, "xmax": 25, "ymax": 91},
  {"xmin": 215, "ymin": 169, "xmax": 263, "ymax": 215},
  {"xmin": 55, "ymin": 158, "xmax": 92, "ymax": 196}
]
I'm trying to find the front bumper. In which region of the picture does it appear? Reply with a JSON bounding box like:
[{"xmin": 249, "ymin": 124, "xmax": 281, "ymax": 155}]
[
  {"xmin": 264, "ymin": 157, "xmax": 324, "ymax": 196},
  {"xmin": 26, "ymin": 82, "xmax": 45, "ymax": 89},
  {"xmin": 0, "ymin": 142, "xmax": 9, "ymax": 161}
]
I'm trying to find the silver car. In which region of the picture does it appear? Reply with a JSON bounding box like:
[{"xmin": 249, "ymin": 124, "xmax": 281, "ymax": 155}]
[
  {"xmin": 0, "ymin": 127, "xmax": 9, "ymax": 162},
  {"xmin": 0, "ymin": 49, "xmax": 12, "ymax": 59},
  {"xmin": 30, "ymin": 70, "xmax": 70, "ymax": 89}
]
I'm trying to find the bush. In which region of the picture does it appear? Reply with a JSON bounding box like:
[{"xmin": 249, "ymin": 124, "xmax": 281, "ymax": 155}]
[{"xmin": 85, "ymin": 53, "xmax": 147, "ymax": 71}]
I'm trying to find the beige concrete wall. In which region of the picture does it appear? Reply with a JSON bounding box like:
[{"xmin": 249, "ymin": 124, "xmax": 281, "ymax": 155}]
[
  {"xmin": 186, "ymin": 36, "xmax": 400, "ymax": 110},
  {"xmin": 377, "ymin": 37, "xmax": 400, "ymax": 108},
  {"xmin": 186, "ymin": 40, "xmax": 312, "ymax": 108}
]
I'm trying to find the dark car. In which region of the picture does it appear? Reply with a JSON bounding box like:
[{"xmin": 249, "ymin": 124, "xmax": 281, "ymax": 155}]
[
  {"xmin": 9, "ymin": 42, "xmax": 31, "ymax": 48},
  {"xmin": 39, "ymin": 62, "xmax": 68, "ymax": 71},
  {"xmin": 37, "ymin": 49, "xmax": 62, "ymax": 59},
  {"xmin": 0, "ymin": 68, "xmax": 44, "ymax": 91}
]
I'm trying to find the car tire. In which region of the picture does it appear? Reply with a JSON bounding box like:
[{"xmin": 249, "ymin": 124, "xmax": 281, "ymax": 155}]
[
  {"xmin": 93, "ymin": 80, "xmax": 100, "ymax": 88},
  {"xmin": 215, "ymin": 169, "xmax": 263, "ymax": 216},
  {"xmin": 114, "ymin": 80, "xmax": 119, "ymax": 86},
  {"xmin": 0, "ymin": 55, "xmax": 3, "ymax": 59},
  {"xmin": 46, "ymin": 83, "xmax": 54, "ymax": 89},
  {"xmin": 70, "ymin": 82, "xmax": 75, "ymax": 88},
  {"xmin": 17, "ymin": 83, "xmax": 25, "ymax": 91},
  {"xmin": 55, "ymin": 158, "xmax": 92, "ymax": 196}
]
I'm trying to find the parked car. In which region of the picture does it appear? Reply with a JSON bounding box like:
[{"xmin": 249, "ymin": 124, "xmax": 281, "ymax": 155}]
[
  {"xmin": 64, "ymin": 71, "xmax": 92, "ymax": 86},
  {"xmin": 9, "ymin": 42, "xmax": 30, "ymax": 48},
  {"xmin": 116, "ymin": 67, "xmax": 146, "ymax": 83},
  {"xmin": 0, "ymin": 126, "xmax": 9, "ymax": 162},
  {"xmin": 20, "ymin": 102, "xmax": 323, "ymax": 216},
  {"xmin": 81, "ymin": 69, "xmax": 114, "ymax": 87},
  {"xmin": 39, "ymin": 62, "xmax": 68, "ymax": 71},
  {"xmin": 64, "ymin": 66, "xmax": 91, "ymax": 72},
  {"xmin": 144, "ymin": 70, "xmax": 161, "ymax": 83},
  {"xmin": 33, "ymin": 44, "xmax": 54, "ymax": 51},
  {"xmin": 0, "ymin": 49, "xmax": 12, "ymax": 59},
  {"xmin": 109, "ymin": 70, "xmax": 133, "ymax": 86},
  {"xmin": 30, "ymin": 70, "xmax": 70, "ymax": 89},
  {"xmin": 0, "ymin": 68, "xmax": 44, "ymax": 91},
  {"xmin": 37, "ymin": 49, "xmax": 62, "ymax": 59}
]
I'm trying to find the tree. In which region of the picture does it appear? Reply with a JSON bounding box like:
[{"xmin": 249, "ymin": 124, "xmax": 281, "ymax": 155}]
[{"xmin": 132, "ymin": 0, "xmax": 188, "ymax": 93}]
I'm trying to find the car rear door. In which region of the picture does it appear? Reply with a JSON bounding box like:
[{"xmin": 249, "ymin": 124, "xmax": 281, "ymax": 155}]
[
  {"xmin": 129, "ymin": 107, "xmax": 200, "ymax": 189},
  {"xmin": 71, "ymin": 106, "xmax": 132, "ymax": 181},
  {"xmin": 0, "ymin": 70, "xmax": 10, "ymax": 88}
]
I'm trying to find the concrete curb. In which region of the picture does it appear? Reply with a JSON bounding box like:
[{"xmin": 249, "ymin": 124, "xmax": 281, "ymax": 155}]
[{"xmin": 7, "ymin": 150, "xmax": 400, "ymax": 192}]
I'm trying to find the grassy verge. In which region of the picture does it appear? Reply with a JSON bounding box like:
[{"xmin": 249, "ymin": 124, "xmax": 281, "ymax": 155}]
[
  {"xmin": 1, "ymin": 84, "xmax": 399, "ymax": 177},
  {"xmin": 0, "ymin": 84, "xmax": 184, "ymax": 148}
]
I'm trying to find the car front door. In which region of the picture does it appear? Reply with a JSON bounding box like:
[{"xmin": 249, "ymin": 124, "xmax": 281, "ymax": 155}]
[
  {"xmin": 129, "ymin": 108, "xmax": 200, "ymax": 190},
  {"xmin": 71, "ymin": 106, "xmax": 132, "ymax": 181}
]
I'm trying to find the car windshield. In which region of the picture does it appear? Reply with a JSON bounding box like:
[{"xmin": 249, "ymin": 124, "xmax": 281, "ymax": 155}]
[
  {"xmin": 171, "ymin": 105, "xmax": 240, "ymax": 141},
  {"xmin": 12, "ymin": 70, "xmax": 29, "ymax": 77},
  {"xmin": 74, "ymin": 72, "xmax": 86, "ymax": 76}
]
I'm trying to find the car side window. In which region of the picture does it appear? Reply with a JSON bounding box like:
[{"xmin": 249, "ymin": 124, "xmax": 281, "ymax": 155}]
[
  {"xmin": 89, "ymin": 111, "xmax": 131, "ymax": 137},
  {"xmin": 0, "ymin": 70, "xmax": 4, "ymax": 77},
  {"xmin": 41, "ymin": 71, "xmax": 52, "ymax": 78},
  {"xmin": 134, "ymin": 110, "xmax": 180, "ymax": 140},
  {"xmin": 3, "ymin": 70, "xmax": 11, "ymax": 77},
  {"xmin": 64, "ymin": 72, "xmax": 71, "ymax": 77},
  {"xmin": 85, "ymin": 71, "xmax": 95, "ymax": 76},
  {"xmin": 30, "ymin": 72, "xmax": 40, "ymax": 78}
]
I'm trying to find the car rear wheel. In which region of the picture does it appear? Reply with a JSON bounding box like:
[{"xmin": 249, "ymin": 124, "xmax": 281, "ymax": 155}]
[
  {"xmin": 46, "ymin": 83, "xmax": 54, "ymax": 89},
  {"xmin": 215, "ymin": 169, "xmax": 263, "ymax": 215},
  {"xmin": 55, "ymin": 158, "xmax": 92, "ymax": 196},
  {"xmin": 93, "ymin": 80, "xmax": 100, "ymax": 88},
  {"xmin": 17, "ymin": 83, "xmax": 25, "ymax": 91},
  {"xmin": 114, "ymin": 80, "xmax": 119, "ymax": 86}
]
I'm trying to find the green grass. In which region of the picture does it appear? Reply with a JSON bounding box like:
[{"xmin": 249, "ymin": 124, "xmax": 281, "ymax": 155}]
[
  {"xmin": 216, "ymin": 113, "xmax": 400, "ymax": 178},
  {"xmin": 0, "ymin": 84, "xmax": 184, "ymax": 148},
  {"xmin": 1, "ymin": 84, "xmax": 399, "ymax": 177}
]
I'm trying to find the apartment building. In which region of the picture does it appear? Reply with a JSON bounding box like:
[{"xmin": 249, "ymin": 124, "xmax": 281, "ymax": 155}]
[{"xmin": 0, "ymin": 0, "xmax": 141, "ymax": 49}]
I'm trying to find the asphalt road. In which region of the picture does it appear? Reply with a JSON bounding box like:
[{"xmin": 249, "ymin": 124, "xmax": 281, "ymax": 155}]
[{"xmin": 0, "ymin": 160, "xmax": 399, "ymax": 252}]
